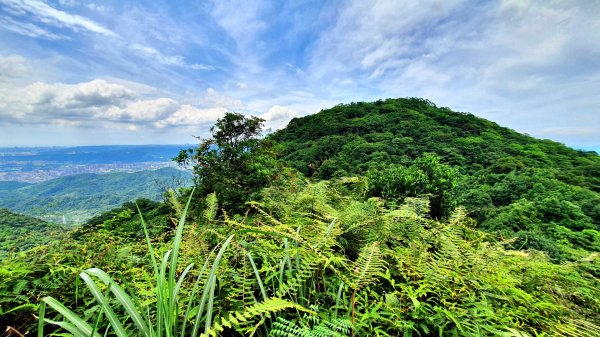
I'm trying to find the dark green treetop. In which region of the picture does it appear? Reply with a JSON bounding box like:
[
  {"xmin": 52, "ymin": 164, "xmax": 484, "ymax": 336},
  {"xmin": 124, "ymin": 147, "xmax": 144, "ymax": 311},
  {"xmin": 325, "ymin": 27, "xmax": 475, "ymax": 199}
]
[{"xmin": 175, "ymin": 112, "xmax": 278, "ymax": 213}]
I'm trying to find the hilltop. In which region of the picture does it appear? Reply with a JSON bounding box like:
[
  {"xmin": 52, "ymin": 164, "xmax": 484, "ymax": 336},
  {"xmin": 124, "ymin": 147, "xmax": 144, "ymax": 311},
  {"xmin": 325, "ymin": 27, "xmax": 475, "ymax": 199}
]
[{"xmin": 273, "ymin": 98, "xmax": 599, "ymax": 190}]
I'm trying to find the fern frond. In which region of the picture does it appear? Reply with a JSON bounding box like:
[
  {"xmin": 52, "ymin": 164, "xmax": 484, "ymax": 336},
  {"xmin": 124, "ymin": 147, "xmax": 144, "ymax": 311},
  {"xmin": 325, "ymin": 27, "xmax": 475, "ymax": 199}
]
[
  {"xmin": 276, "ymin": 252, "xmax": 320, "ymax": 298},
  {"xmin": 201, "ymin": 297, "xmax": 314, "ymax": 337},
  {"xmin": 167, "ymin": 188, "xmax": 183, "ymax": 218},
  {"xmin": 203, "ymin": 192, "xmax": 219, "ymax": 223},
  {"xmin": 350, "ymin": 242, "xmax": 386, "ymax": 290},
  {"xmin": 554, "ymin": 319, "xmax": 600, "ymax": 337},
  {"xmin": 269, "ymin": 316, "xmax": 352, "ymax": 337}
]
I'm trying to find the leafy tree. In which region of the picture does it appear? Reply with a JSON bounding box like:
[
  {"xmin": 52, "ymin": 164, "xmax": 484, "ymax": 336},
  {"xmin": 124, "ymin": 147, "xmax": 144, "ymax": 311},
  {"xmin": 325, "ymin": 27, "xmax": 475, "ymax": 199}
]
[
  {"xmin": 366, "ymin": 154, "xmax": 458, "ymax": 218},
  {"xmin": 175, "ymin": 112, "xmax": 278, "ymax": 213}
]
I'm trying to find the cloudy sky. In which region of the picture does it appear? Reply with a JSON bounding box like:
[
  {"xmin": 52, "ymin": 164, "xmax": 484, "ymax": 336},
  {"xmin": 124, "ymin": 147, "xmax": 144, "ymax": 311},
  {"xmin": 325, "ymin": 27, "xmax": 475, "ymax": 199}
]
[{"xmin": 0, "ymin": 0, "xmax": 599, "ymax": 147}]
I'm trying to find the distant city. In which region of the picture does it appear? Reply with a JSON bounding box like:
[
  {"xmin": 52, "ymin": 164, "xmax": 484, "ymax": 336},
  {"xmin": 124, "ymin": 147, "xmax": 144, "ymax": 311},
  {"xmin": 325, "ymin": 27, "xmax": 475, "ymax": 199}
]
[
  {"xmin": 0, "ymin": 162, "xmax": 179, "ymax": 183},
  {"xmin": 0, "ymin": 145, "xmax": 189, "ymax": 182}
]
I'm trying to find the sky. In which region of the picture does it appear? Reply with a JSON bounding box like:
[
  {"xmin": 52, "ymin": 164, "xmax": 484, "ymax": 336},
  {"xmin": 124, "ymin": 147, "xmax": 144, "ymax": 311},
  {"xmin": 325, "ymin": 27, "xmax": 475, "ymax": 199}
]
[{"xmin": 0, "ymin": 0, "xmax": 599, "ymax": 148}]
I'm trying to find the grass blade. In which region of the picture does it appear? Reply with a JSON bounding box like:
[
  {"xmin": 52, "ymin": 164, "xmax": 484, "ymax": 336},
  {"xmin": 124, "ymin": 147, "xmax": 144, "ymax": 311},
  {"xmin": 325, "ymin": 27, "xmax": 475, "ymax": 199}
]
[
  {"xmin": 85, "ymin": 268, "xmax": 152, "ymax": 337},
  {"xmin": 37, "ymin": 301, "xmax": 45, "ymax": 337},
  {"xmin": 248, "ymin": 253, "xmax": 267, "ymax": 301},
  {"xmin": 79, "ymin": 271, "xmax": 128, "ymax": 337},
  {"xmin": 42, "ymin": 296, "xmax": 100, "ymax": 337},
  {"xmin": 191, "ymin": 234, "xmax": 235, "ymax": 337},
  {"xmin": 180, "ymin": 248, "xmax": 217, "ymax": 337},
  {"xmin": 44, "ymin": 318, "xmax": 91, "ymax": 337}
]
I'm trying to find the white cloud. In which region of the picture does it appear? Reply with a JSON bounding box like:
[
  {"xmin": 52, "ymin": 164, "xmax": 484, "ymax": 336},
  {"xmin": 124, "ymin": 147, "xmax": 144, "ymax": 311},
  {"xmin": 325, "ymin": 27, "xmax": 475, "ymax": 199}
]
[
  {"xmin": 154, "ymin": 105, "xmax": 226, "ymax": 128},
  {"xmin": 106, "ymin": 98, "xmax": 178, "ymax": 122},
  {"xmin": 24, "ymin": 79, "xmax": 137, "ymax": 110},
  {"xmin": 0, "ymin": 78, "xmax": 230, "ymax": 131},
  {"xmin": 259, "ymin": 105, "xmax": 298, "ymax": 130},
  {"xmin": 0, "ymin": 0, "xmax": 117, "ymax": 36},
  {"xmin": 0, "ymin": 54, "xmax": 31, "ymax": 79}
]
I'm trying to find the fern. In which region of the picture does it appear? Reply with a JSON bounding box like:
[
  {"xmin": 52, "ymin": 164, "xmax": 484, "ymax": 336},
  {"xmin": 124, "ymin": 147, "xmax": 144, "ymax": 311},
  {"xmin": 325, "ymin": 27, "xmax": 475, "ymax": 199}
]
[
  {"xmin": 349, "ymin": 242, "xmax": 385, "ymax": 291},
  {"xmin": 269, "ymin": 316, "xmax": 352, "ymax": 337},
  {"xmin": 554, "ymin": 319, "xmax": 600, "ymax": 337},
  {"xmin": 201, "ymin": 297, "xmax": 314, "ymax": 337},
  {"xmin": 203, "ymin": 192, "xmax": 218, "ymax": 223}
]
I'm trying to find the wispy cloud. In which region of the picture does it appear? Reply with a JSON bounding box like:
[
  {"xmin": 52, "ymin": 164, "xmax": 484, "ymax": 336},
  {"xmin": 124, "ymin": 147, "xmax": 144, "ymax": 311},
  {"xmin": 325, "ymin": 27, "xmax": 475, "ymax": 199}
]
[
  {"xmin": 1, "ymin": 0, "xmax": 116, "ymax": 36},
  {"xmin": 131, "ymin": 44, "xmax": 212, "ymax": 71},
  {"xmin": 0, "ymin": 54, "xmax": 31, "ymax": 79},
  {"xmin": 0, "ymin": 15, "xmax": 68, "ymax": 40}
]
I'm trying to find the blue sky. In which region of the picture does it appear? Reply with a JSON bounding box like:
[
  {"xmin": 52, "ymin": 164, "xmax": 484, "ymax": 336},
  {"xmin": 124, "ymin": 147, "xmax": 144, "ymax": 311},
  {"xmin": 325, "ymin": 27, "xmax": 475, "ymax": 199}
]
[{"xmin": 0, "ymin": 0, "xmax": 599, "ymax": 147}]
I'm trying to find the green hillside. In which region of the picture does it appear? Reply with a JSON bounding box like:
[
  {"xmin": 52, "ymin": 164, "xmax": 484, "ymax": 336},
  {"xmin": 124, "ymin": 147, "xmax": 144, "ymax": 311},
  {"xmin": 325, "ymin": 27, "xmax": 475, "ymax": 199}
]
[
  {"xmin": 273, "ymin": 98, "xmax": 599, "ymax": 188},
  {"xmin": 0, "ymin": 208, "xmax": 65, "ymax": 257},
  {"xmin": 0, "ymin": 167, "xmax": 192, "ymax": 224},
  {"xmin": 273, "ymin": 98, "xmax": 600, "ymax": 262}
]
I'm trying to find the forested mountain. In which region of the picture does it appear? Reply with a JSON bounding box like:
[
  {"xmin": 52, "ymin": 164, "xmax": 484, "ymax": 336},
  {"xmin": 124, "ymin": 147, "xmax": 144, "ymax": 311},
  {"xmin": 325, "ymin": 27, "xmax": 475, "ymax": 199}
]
[
  {"xmin": 2, "ymin": 104, "xmax": 599, "ymax": 336},
  {"xmin": 273, "ymin": 98, "xmax": 599, "ymax": 188},
  {"xmin": 273, "ymin": 98, "xmax": 600, "ymax": 262},
  {"xmin": 0, "ymin": 167, "xmax": 191, "ymax": 224}
]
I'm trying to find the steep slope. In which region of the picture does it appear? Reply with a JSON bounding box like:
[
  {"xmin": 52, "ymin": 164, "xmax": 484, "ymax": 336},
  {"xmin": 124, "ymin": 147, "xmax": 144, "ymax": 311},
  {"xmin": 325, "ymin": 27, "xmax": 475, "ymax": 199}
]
[{"xmin": 0, "ymin": 167, "xmax": 192, "ymax": 224}]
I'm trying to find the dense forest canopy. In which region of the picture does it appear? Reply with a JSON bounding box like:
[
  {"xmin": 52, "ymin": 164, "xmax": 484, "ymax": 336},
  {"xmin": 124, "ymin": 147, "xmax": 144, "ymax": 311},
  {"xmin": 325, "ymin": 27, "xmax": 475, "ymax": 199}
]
[
  {"xmin": 273, "ymin": 98, "xmax": 599, "ymax": 189},
  {"xmin": 1, "ymin": 99, "xmax": 599, "ymax": 336},
  {"xmin": 0, "ymin": 209, "xmax": 65, "ymax": 258},
  {"xmin": 272, "ymin": 98, "xmax": 600, "ymax": 262}
]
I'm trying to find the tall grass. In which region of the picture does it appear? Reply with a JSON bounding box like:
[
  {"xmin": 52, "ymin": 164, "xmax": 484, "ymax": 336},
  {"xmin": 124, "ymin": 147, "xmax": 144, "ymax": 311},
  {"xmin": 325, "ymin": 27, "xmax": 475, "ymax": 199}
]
[{"xmin": 37, "ymin": 190, "xmax": 235, "ymax": 337}]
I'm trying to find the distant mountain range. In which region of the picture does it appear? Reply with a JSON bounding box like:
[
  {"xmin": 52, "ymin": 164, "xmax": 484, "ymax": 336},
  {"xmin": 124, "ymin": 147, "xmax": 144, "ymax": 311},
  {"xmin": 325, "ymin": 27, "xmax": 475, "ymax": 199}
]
[{"xmin": 0, "ymin": 167, "xmax": 192, "ymax": 225}]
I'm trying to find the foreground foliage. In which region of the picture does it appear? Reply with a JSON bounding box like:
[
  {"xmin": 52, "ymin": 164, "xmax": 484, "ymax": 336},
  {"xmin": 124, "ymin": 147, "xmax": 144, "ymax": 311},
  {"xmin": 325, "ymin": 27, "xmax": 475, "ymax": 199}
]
[{"xmin": 8, "ymin": 175, "xmax": 597, "ymax": 336}]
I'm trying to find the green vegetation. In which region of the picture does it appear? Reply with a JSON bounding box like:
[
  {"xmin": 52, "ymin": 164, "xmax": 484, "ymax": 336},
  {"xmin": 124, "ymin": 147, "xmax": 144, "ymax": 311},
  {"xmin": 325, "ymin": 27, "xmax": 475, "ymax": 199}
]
[
  {"xmin": 0, "ymin": 181, "xmax": 32, "ymax": 191},
  {"xmin": 273, "ymin": 98, "xmax": 600, "ymax": 262},
  {"xmin": 0, "ymin": 167, "xmax": 191, "ymax": 224},
  {"xmin": 1, "ymin": 98, "xmax": 599, "ymax": 336},
  {"xmin": 175, "ymin": 112, "xmax": 278, "ymax": 213},
  {"xmin": 0, "ymin": 209, "xmax": 65, "ymax": 258}
]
